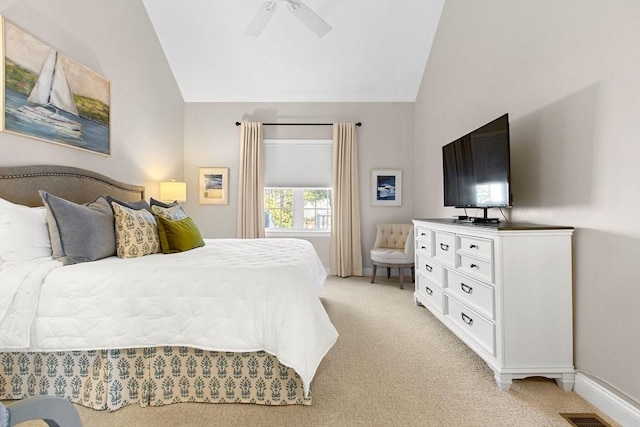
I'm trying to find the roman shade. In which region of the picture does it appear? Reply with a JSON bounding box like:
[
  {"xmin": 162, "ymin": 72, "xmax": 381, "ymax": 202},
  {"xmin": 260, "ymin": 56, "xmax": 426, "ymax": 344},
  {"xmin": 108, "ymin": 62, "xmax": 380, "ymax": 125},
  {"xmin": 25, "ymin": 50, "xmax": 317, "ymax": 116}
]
[{"xmin": 263, "ymin": 139, "xmax": 332, "ymax": 188}]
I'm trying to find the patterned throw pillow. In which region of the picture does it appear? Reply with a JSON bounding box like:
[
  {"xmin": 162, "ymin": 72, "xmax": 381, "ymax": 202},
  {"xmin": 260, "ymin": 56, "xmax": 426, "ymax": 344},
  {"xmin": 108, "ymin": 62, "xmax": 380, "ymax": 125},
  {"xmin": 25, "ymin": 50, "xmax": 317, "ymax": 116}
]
[
  {"xmin": 151, "ymin": 204, "xmax": 187, "ymax": 221},
  {"xmin": 112, "ymin": 203, "xmax": 160, "ymax": 258}
]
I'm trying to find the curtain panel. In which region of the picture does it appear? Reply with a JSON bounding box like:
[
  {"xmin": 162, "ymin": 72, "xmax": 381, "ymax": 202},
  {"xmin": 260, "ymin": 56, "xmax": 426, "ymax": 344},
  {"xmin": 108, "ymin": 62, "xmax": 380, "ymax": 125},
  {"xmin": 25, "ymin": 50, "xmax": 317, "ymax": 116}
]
[
  {"xmin": 330, "ymin": 123, "xmax": 363, "ymax": 277},
  {"xmin": 237, "ymin": 122, "xmax": 265, "ymax": 238}
]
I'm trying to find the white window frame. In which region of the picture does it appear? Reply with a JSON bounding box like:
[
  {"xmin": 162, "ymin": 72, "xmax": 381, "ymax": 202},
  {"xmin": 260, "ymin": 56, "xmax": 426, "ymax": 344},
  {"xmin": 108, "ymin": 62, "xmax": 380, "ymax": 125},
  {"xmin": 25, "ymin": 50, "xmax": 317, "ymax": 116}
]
[{"xmin": 264, "ymin": 187, "xmax": 332, "ymax": 237}]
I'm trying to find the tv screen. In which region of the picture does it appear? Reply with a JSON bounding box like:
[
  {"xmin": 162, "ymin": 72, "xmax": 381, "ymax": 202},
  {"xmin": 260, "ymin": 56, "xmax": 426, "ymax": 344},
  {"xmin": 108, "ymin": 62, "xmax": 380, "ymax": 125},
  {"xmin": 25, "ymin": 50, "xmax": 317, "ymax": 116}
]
[{"xmin": 442, "ymin": 114, "xmax": 511, "ymax": 209}]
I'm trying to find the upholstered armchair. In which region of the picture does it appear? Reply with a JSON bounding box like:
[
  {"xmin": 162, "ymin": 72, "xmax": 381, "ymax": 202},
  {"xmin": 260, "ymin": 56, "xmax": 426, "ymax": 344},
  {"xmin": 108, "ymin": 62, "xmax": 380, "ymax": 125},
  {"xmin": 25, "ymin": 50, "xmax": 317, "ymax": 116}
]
[{"xmin": 370, "ymin": 223, "xmax": 415, "ymax": 289}]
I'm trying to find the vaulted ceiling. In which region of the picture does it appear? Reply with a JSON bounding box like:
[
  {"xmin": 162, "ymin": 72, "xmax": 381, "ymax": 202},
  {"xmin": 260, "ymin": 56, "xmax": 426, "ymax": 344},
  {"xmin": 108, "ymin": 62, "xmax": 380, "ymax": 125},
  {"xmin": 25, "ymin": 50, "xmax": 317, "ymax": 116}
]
[{"xmin": 142, "ymin": 0, "xmax": 444, "ymax": 103}]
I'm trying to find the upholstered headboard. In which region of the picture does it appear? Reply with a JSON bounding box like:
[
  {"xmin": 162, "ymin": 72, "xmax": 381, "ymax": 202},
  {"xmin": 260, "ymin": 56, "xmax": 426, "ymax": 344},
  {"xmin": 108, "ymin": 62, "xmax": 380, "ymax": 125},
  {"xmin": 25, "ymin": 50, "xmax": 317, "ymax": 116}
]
[{"xmin": 0, "ymin": 165, "xmax": 145, "ymax": 207}]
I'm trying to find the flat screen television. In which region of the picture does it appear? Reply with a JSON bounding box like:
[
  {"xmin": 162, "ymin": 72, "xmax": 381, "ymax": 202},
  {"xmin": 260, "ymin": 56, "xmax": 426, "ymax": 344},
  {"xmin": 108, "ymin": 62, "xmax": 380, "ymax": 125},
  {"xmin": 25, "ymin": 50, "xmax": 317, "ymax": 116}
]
[{"xmin": 442, "ymin": 113, "xmax": 511, "ymax": 222}]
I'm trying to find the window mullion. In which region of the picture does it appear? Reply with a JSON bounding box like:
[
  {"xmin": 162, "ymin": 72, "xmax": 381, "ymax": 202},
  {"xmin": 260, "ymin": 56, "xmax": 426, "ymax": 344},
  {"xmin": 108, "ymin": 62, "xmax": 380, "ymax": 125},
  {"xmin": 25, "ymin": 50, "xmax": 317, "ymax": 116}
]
[{"xmin": 293, "ymin": 189, "xmax": 304, "ymax": 229}]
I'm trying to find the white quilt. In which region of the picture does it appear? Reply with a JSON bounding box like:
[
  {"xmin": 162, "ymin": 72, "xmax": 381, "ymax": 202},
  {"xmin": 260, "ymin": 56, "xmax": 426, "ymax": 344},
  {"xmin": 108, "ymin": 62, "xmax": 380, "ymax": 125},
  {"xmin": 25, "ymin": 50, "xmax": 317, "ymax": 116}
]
[{"xmin": 0, "ymin": 238, "xmax": 338, "ymax": 394}]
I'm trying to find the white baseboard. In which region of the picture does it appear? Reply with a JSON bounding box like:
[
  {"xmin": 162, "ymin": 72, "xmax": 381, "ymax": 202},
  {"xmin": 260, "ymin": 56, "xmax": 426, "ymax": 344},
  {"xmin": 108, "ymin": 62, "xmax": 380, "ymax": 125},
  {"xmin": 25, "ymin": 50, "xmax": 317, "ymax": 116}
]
[
  {"xmin": 574, "ymin": 372, "xmax": 640, "ymax": 427},
  {"xmin": 363, "ymin": 267, "xmax": 413, "ymax": 278},
  {"xmin": 327, "ymin": 268, "xmax": 412, "ymax": 281}
]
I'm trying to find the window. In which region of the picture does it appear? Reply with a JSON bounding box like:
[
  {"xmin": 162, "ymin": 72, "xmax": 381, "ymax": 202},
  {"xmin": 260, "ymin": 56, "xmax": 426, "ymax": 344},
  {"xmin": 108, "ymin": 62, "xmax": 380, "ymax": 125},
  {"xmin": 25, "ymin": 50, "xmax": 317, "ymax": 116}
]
[
  {"xmin": 263, "ymin": 139, "xmax": 332, "ymax": 233},
  {"xmin": 264, "ymin": 188, "xmax": 331, "ymax": 231}
]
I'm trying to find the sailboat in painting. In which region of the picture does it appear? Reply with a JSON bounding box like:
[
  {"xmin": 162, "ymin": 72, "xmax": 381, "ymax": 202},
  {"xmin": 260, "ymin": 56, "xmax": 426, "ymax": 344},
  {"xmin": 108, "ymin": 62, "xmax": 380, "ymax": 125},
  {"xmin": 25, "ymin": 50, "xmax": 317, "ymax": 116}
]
[{"xmin": 15, "ymin": 48, "xmax": 82, "ymax": 138}]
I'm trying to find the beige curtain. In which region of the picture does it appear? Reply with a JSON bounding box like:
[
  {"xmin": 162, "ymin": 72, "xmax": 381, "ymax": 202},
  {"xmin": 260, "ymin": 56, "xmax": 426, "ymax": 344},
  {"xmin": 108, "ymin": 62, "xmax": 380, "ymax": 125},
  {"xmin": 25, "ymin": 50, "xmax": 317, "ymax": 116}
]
[
  {"xmin": 237, "ymin": 122, "xmax": 265, "ymax": 238},
  {"xmin": 331, "ymin": 123, "xmax": 363, "ymax": 277}
]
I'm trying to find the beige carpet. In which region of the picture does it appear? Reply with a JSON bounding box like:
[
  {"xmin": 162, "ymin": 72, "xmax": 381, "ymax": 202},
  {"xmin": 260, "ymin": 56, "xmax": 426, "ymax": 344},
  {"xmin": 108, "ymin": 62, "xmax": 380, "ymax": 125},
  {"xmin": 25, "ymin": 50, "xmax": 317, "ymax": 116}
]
[{"xmin": 12, "ymin": 276, "xmax": 617, "ymax": 426}]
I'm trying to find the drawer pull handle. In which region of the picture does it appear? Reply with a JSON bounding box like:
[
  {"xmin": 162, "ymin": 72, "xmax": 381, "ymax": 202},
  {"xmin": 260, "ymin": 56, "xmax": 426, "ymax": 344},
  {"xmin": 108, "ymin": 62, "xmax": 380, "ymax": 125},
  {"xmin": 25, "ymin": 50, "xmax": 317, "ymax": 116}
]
[
  {"xmin": 425, "ymin": 287, "xmax": 433, "ymax": 296},
  {"xmin": 421, "ymin": 246, "xmax": 427, "ymax": 250},
  {"xmin": 469, "ymin": 244, "xmax": 478, "ymax": 249},
  {"xmin": 461, "ymin": 312, "xmax": 473, "ymax": 326},
  {"xmin": 421, "ymin": 232, "xmax": 427, "ymax": 236},
  {"xmin": 425, "ymin": 264, "xmax": 433, "ymax": 272},
  {"xmin": 440, "ymin": 243, "xmax": 449, "ymax": 251},
  {"xmin": 460, "ymin": 283, "xmax": 473, "ymax": 294},
  {"xmin": 470, "ymin": 263, "xmax": 479, "ymax": 269}
]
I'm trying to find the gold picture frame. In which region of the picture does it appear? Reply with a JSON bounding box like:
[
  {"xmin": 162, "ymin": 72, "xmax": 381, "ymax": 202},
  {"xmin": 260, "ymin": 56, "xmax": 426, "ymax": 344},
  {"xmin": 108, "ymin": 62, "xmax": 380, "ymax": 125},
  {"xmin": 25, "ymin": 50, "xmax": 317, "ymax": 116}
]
[
  {"xmin": 199, "ymin": 167, "xmax": 228, "ymax": 205},
  {"xmin": 1, "ymin": 16, "xmax": 110, "ymax": 155}
]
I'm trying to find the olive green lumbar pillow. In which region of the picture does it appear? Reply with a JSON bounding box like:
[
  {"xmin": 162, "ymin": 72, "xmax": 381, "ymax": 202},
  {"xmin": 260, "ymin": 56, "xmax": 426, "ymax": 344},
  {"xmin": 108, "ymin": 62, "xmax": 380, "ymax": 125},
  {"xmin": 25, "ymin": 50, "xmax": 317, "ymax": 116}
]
[{"xmin": 156, "ymin": 216, "xmax": 205, "ymax": 254}]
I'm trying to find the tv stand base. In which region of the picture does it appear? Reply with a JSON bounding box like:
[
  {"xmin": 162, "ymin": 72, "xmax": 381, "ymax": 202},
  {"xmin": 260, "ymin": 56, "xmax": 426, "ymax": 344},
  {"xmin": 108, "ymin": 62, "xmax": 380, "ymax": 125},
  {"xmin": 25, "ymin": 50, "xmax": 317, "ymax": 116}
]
[
  {"xmin": 469, "ymin": 217, "xmax": 500, "ymax": 224},
  {"xmin": 453, "ymin": 216, "xmax": 500, "ymax": 224}
]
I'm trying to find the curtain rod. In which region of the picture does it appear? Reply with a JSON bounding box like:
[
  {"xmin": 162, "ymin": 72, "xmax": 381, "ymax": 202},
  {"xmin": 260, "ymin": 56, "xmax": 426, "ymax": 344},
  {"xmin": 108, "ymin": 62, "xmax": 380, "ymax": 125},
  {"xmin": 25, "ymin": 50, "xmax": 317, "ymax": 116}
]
[{"xmin": 235, "ymin": 122, "xmax": 362, "ymax": 127}]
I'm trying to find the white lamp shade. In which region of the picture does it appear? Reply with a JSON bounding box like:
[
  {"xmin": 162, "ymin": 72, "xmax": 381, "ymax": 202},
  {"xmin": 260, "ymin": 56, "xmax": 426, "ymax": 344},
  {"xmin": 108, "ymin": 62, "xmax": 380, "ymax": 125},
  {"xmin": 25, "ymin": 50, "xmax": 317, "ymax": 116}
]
[{"xmin": 160, "ymin": 181, "xmax": 187, "ymax": 202}]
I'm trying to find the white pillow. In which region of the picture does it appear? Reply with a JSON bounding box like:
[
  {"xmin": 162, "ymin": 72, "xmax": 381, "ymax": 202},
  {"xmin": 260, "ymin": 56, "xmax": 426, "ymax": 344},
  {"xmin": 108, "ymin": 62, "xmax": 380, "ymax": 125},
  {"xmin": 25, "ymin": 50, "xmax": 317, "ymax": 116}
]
[{"xmin": 0, "ymin": 197, "xmax": 52, "ymax": 262}]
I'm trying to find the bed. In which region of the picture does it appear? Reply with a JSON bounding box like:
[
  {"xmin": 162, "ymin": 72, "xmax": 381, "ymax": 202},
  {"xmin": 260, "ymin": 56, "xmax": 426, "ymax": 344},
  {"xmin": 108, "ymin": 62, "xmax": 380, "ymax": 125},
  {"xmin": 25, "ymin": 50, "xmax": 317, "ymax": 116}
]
[{"xmin": 0, "ymin": 165, "xmax": 338, "ymax": 410}]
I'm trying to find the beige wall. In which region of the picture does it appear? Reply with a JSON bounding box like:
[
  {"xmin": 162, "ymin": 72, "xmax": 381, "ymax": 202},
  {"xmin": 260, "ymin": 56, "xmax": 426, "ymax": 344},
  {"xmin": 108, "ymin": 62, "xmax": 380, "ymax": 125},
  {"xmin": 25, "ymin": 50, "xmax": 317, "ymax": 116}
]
[
  {"xmin": 0, "ymin": 0, "xmax": 184, "ymax": 195},
  {"xmin": 183, "ymin": 102, "xmax": 415, "ymax": 267},
  {"xmin": 414, "ymin": 0, "xmax": 640, "ymax": 403},
  {"xmin": 3, "ymin": 0, "xmax": 638, "ymax": 408}
]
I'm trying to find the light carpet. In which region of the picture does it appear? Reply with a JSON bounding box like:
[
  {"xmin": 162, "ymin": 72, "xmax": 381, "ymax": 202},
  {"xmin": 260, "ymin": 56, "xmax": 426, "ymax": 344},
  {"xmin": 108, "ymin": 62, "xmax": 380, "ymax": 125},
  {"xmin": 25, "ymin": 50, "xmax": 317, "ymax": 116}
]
[{"xmin": 13, "ymin": 276, "xmax": 617, "ymax": 426}]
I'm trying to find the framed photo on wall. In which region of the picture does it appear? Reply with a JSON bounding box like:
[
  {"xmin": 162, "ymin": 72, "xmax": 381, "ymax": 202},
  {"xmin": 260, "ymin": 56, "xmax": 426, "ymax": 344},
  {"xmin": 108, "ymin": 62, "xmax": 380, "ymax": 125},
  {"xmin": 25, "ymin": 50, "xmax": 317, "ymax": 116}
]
[
  {"xmin": 371, "ymin": 168, "xmax": 402, "ymax": 207},
  {"xmin": 1, "ymin": 16, "xmax": 111, "ymax": 155},
  {"xmin": 199, "ymin": 167, "xmax": 228, "ymax": 205}
]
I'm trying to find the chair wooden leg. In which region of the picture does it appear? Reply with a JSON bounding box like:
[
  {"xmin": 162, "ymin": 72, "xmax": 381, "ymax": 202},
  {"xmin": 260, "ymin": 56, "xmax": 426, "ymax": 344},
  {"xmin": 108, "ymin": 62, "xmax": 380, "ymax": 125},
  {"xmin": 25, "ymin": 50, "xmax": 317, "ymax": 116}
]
[
  {"xmin": 386, "ymin": 267, "xmax": 391, "ymax": 279},
  {"xmin": 411, "ymin": 266, "xmax": 415, "ymax": 283},
  {"xmin": 371, "ymin": 264, "xmax": 377, "ymax": 283},
  {"xmin": 399, "ymin": 267, "xmax": 404, "ymax": 290}
]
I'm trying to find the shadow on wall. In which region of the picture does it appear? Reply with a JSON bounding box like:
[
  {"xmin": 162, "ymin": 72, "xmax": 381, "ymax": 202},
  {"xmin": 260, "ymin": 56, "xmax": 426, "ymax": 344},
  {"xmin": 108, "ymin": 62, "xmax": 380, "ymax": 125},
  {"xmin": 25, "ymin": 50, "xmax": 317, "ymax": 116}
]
[
  {"xmin": 241, "ymin": 108, "xmax": 279, "ymax": 124},
  {"xmin": 572, "ymin": 227, "xmax": 640, "ymax": 400},
  {"xmin": 510, "ymin": 83, "xmax": 601, "ymax": 208},
  {"xmin": 240, "ymin": 108, "xmax": 334, "ymax": 139}
]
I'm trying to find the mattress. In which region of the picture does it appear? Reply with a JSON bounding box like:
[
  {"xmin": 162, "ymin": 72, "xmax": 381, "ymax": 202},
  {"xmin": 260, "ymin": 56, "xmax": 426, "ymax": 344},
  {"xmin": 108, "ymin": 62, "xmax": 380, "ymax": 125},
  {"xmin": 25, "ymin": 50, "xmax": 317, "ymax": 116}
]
[{"xmin": 0, "ymin": 238, "xmax": 338, "ymax": 395}]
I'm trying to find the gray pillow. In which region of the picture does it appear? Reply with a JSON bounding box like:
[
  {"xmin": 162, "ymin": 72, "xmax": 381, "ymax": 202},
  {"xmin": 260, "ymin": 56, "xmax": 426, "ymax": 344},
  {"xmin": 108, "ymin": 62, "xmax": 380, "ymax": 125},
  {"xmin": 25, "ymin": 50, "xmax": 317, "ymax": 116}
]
[
  {"xmin": 103, "ymin": 195, "xmax": 152, "ymax": 213},
  {"xmin": 39, "ymin": 191, "xmax": 116, "ymax": 265},
  {"xmin": 150, "ymin": 197, "xmax": 178, "ymax": 208}
]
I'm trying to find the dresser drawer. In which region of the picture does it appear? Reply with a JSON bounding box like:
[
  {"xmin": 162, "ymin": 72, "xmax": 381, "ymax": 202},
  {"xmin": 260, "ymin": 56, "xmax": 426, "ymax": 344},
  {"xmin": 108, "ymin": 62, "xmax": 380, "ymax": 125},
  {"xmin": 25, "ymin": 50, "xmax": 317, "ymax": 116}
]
[
  {"xmin": 415, "ymin": 227, "xmax": 433, "ymax": 257},
  {"xmin": 446, "ymin": 296, "xmax": 495, "ymax": 356},
  {"xmin": 447, "ymin": 270, "xmax": 494, "ymax": 319},
  {"xmin": 459, "ymin": 254, "xmax": 493, "ymax": 283},
  {"xmin": 417, "ymin": 254, "xmax": 444, "ymax": 287},
  {"xmin": 459, "ymin": 235, "xmax": 493, "ymax": 261},
  {"xmin": 434, "ymin": 231, "xmax": 456, "ymax": 267},
  {"xmin": 416, "ymin": 243, "xmax": 432, "ymax": 258},
  {"xmin": 415, "ymin": 227, "xmax": 432, "ymax": 245},
  {"xmin": 416, "ymin": 274, "xmax": 444, "ymax": 314}
]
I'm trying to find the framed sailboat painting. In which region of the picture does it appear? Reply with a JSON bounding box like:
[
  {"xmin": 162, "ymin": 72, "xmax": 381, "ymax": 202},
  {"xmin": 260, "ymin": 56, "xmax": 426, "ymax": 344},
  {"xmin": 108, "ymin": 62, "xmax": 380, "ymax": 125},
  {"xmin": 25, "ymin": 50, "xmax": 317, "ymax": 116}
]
[{"xmin": 0, "ymin": 16, "xmax": 110, "ymax": 155}]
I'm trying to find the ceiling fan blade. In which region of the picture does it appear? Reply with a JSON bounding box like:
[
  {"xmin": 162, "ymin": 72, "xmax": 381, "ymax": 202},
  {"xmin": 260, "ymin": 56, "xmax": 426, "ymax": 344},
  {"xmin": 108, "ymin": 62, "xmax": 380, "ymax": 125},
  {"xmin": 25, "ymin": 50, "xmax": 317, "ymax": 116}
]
[
  {"xmin": 245, "ymin": 1, "xmax": 278, "ymax": 37},
  {"xmin": 286, "ymin": 0, "xmax": 331, "ymax": 37}
]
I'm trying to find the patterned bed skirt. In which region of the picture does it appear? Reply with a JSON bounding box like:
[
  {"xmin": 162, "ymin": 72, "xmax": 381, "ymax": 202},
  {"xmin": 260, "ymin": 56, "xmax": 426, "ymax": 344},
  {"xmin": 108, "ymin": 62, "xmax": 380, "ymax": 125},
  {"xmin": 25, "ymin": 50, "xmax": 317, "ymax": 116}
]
[{"xmin": 0, "ymin": 347, "xmax": 311, "ymax": 410}]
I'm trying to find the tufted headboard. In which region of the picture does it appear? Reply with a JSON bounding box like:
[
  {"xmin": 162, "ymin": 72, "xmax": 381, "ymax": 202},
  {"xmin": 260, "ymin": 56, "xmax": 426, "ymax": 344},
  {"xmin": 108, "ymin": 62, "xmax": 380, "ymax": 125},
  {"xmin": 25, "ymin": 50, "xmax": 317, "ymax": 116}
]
[{"xmin": 0, "ymin": 165, "xmax": 145, "ymax": 207}]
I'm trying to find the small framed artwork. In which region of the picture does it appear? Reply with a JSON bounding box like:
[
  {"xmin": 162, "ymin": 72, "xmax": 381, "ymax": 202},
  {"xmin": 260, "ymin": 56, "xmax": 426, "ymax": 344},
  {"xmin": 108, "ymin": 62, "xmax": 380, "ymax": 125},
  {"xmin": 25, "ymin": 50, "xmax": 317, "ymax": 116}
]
[
  {"xmin": 371, "ymin": 169, "xmax": 402, "ymax": 207},
  {"xmin": 199, "ymin": 167, "xmax": 228, "ymax": 205}
]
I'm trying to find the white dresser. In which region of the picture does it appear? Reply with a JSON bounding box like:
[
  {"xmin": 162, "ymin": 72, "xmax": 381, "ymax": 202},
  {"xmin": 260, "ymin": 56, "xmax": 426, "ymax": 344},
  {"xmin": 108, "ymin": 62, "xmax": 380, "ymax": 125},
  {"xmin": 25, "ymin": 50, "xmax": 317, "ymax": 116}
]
[{"xmin": 413, "ymin": 219, "xmax": 575, "ymax": 391}]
